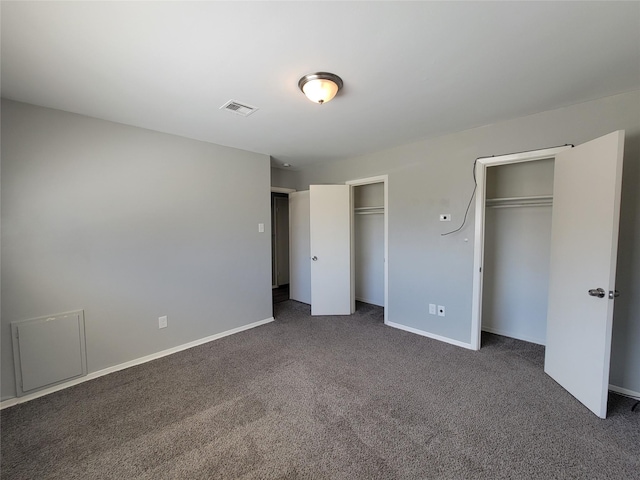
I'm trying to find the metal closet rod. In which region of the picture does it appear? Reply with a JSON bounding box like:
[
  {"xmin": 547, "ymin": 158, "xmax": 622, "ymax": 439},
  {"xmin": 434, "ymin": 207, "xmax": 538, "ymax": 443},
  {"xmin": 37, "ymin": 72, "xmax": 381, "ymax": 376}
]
[
  {"xmin": 354, "ymin": 206, "xmax": 384, "ymax": 215},
  {"xmin": 486, "ymin": 195, "xmax": 553, "ymax": 208},
  {"xmin": 488, "ymin": 203, "xmax": 552, "ymax": 209}
]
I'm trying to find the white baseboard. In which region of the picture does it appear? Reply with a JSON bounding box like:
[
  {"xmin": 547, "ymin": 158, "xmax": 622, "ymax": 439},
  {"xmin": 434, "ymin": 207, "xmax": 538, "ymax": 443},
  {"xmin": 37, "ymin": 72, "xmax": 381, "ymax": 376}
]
[
  {"xmin": 608, "ymin": 384, "xmax": 640, "ymax": 400},
  {"xmin": 0, "ymin": 316, "xmax": 275, "ymax": 410},
  {"xmin": 481, "ymin": 326, "xmax": 545, "ymax": 346},
  {"xmin": 385, "ymin": 321, "xmax": 474, "ymax": 350}
]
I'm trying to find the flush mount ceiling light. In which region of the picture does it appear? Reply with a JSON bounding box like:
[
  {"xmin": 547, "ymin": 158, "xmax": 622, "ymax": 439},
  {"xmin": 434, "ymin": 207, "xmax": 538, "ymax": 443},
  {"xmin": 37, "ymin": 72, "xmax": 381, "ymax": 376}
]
[{"xmin": 298, "ymin": 72, "xmax": 343, "ymax": 104}]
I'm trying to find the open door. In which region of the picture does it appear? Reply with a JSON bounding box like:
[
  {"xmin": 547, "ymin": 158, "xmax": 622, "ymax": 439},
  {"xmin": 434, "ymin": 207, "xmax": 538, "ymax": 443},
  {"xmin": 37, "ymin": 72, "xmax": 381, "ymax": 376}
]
[
  {"xmin": 310, "ymin": 185, "xmax": 352, "ymax": 315},
  {"xmin": 545, "ymin": 130, "xmax": 624, "ymax": 418},
  {"xmin": 289, "ymin": 191, "xmax": 311, "ymax": 304}
]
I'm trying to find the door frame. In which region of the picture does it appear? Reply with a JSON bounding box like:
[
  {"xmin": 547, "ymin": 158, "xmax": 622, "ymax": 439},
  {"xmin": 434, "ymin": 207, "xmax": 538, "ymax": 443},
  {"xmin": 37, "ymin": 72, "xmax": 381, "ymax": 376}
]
[
  {"xmin": 470, "ymin": 146, "xmax": 571, "ymax": 350},
  {"xmin": 346, "ymin": 175, "xmax": 389, "ymax": 324}
]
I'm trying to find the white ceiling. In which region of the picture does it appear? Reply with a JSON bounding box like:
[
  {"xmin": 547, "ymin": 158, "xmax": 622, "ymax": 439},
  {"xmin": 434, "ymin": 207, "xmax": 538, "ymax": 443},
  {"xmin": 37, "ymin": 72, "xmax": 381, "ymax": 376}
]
[{"xmin": 2, "ymin": 2, "xmax": 639, "ymax": 169}]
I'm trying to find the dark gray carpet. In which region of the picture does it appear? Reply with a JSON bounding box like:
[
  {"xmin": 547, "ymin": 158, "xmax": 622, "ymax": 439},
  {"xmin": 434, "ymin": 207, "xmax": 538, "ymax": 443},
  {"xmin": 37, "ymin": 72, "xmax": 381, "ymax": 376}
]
[{"xmin": 1, "ymin": 300, "xmax": 638, "ymax": 479}]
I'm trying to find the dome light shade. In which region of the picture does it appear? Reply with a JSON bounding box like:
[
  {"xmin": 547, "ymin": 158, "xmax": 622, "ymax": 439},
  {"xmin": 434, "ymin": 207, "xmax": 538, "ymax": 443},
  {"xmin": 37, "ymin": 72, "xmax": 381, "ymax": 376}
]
[{"xmin": 298, "ymin": 72, "xmax": 343, "ymax": 104}]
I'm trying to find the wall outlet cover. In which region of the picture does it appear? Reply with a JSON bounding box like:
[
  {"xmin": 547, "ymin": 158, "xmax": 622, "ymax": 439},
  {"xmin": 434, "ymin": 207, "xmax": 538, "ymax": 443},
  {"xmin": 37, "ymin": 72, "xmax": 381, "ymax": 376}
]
[
  {"xmin": 429, "ymin": 304, "xmax": 436, "ymax": 315},
  {"xmin": 439, "ymin": 214, "xmax": 451, "ymax": 222},
  {"xmin": 159, "ymin": 316, "xmax": 168, "ymax": 329},
  {"xmin": 437, "ymin": 306, "xmax": 445, "ymax": 317}
]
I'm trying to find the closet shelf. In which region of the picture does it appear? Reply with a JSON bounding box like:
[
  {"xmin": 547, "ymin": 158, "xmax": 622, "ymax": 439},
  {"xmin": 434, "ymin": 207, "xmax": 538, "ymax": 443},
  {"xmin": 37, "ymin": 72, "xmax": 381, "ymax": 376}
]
[
  {"xmin": 354, "ymin": 206, "xmax": 384, "ymax": 215},
  {"xmin": 486, "ymin": 195, "xmax": 552, "ymax": 209}
]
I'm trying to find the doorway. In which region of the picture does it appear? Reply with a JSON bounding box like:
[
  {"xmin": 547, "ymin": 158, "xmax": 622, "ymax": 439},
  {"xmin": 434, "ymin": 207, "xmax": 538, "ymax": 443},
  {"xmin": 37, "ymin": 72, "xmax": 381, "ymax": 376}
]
[
  {"xmin": 271, "ymin": 187, "xmax": 296, "ymax": 307},
  {"xmin": 481, "ymin": 158, "xmax": 554, "ymax": 346},
  {"xmin": 347, "ymin": 175, "xmax": 389, "ymax": 323},
  {"xmin": 271, "ymin": 192, "xmax": 289, "ymax": 289},
  {"xmin": 352, "ymin": 183, "xmax": 385, "ymax": 309},
  {"xmin": 470, "ymin": 145, "xmax": 571, "ymax": 349}
]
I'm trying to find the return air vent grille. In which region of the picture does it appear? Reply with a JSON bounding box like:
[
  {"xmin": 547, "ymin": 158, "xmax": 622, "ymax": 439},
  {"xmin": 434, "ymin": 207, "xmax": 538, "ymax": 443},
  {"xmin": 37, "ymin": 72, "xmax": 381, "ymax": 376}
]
[{"xmin": 220, "ymin": 100, "xmax": 259, "ymax": 117}]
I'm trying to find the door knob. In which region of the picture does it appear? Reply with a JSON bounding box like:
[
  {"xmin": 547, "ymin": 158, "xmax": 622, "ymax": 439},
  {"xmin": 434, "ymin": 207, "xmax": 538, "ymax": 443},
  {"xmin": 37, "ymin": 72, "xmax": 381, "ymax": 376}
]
[
  {"xmin": 311, "ymin": 256, "xmax": 318, "ymax": 261},
  {"xmin": 588, "ymin": 288, "xmax": 605, "ymax": 298},
  {"xmin": 609, "ymin": 290, "xmax": 620, "ymax": 299}
]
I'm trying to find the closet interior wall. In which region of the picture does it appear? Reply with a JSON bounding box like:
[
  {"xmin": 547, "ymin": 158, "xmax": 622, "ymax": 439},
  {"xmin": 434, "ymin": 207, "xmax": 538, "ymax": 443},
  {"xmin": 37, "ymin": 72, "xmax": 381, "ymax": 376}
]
[
  {"xmin": 353, "ymin": 183, "xmax": 384, "ymax": 307},
  {"xmin": 482, "ymin": 159, "xmax": 554, "ymax": 345}
]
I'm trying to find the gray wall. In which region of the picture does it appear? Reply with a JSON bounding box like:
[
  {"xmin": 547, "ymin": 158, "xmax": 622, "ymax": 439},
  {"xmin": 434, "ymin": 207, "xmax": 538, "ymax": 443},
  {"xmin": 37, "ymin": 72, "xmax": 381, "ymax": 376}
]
[
  {"xmin": 294, "ymin": 90, "xmax": 640, "ymax": 394},
  {"xmin": 1, "ymin": 100, "xmax": 273, "ymax": 400}
]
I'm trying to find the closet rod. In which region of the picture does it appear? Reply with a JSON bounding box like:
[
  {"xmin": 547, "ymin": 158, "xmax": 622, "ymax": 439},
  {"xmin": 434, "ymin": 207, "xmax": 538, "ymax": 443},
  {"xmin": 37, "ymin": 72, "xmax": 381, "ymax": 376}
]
[
  {"xmin": 355, "ymin": 210, "xmax": 384, "ymax": 215},
  {"xmin": 486, "ymin": 195, "xmax": 552, "ymax": 209},
  {"xmin": 354, "ymin": 206, "xmax": 384, "ymax": 211},
  {"xmin": 486, "ymin": 195, "xmax": 552, "ymax": 203},
  {"xmin": 487, "ymin": 203, "xmax": 552, "ymax": 209}
]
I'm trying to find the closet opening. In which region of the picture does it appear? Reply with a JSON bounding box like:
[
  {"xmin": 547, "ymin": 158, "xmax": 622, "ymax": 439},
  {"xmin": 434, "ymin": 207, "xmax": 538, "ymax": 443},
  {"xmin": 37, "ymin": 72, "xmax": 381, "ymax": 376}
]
[
  {"xmin": 481, "ymin": 158, "xmax": 554, "ymax": 349},
  {"xmin": 470, "ymin": 144, "xmax": 571, "ymax": 350},
  {"xmin": 347, "ymin": 175, "xmax": 389, "ymax": 323}
]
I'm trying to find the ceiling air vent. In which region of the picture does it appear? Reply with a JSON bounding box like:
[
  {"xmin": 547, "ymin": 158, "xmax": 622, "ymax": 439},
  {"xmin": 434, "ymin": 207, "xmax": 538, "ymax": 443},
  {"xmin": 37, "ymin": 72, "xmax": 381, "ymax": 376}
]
[{"xmin": 220, "ymin": 100, "xmax": 259, "ymax": 117}]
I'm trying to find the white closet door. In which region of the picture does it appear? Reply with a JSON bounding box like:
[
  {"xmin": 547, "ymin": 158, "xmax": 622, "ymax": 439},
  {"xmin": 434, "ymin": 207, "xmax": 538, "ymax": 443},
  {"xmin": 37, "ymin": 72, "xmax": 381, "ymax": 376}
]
[
  {"xmin": 545, "ymin": 130, "xmax": 624, "ymax": 418},
  {"xmin": 289, "ymin": 191, "xmax": 311, "ymax": 304},
  {"xmin": 310, "ymin": 185, "xmax": 352, "ymax": 315}
]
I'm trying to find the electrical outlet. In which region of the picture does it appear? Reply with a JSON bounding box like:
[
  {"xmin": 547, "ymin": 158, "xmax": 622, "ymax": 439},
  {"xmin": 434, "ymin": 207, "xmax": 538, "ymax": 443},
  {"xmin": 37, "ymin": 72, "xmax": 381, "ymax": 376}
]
[
  {"xmin": 159, "ymin": 315, "xmax": 168, "ymax": 329},
  {"xmin": 439, "ymin": 214, "xmax": 451, "ymax": 222},
  {"xmin": 258, "ymin": 223, "xmax": 265, "ymax": 233},
  {"xmin": 429, "ymin": 304, "xmax": 436, "ymax": 315},
  {"xmin": 437, "ymin": 306, "xmax": 445, "ymax": 317}
]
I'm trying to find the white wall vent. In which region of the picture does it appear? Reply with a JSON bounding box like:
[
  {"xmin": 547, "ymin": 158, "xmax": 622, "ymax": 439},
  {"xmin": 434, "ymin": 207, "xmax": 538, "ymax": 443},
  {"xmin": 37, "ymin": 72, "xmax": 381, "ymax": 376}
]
[
  {"xmin": 11, "ymin": 310, "xmax": 87, "ymax": 396},
  {"xmin": 220, "ymin": 100, "xmax": 259, "ymax": 117}
]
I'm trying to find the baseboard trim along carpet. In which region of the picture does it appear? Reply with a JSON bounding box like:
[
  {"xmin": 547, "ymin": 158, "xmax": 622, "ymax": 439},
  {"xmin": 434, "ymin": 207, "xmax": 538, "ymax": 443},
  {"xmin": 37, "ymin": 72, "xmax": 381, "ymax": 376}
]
[
  {"xmin": 609, "ymin": 384, "xmax": 640, "ymax": 400},
  {"xmin": 0, "ymin": 316, "xmax": 275, "ymax": 410},
  {"xmin": 385, "ymin": 320, "xmax": 474, "ymax": 350}
]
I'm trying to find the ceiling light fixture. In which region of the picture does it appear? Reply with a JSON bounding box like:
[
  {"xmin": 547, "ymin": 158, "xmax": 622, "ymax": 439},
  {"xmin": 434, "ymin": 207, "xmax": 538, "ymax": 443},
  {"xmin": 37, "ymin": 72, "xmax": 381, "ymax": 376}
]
[{"xmin": 298, "ymin": 72, "xmax": 343, "ymax": 104}]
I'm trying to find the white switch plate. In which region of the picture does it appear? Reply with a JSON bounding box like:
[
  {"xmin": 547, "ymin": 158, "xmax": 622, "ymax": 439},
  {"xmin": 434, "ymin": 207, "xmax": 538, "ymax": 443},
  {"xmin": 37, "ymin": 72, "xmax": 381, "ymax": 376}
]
[
  {"xmin": 439, "ymin": 214, "xmax": 451, "ymax": 222},
  {"xmin": 437, "ymin": 306, "xmax": 445, "ymax": 317},
  {"xmin": 429, "ymin": 304, "xmax": 436, "ymax": 315},
  {"xmin": 258, "ymin": 223, "xmax": 265, "ymax": 233},
  {"xmin": 159, "ymin": 316, "xmax": 168, "ymax": 329}
]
